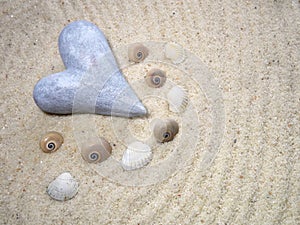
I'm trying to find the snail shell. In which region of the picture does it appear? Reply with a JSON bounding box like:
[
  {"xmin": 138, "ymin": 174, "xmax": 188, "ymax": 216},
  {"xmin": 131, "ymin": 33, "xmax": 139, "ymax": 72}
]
[
  {"xmin": 40, "ymin": 131, "xmax": 64, "ymax": 153},
  {"xmin": 128, "ymin": 43, "xmax": 149, "ymax": 62},
  {"xmin": 121, "ymin": 141, "xmax": 152, "ymax": 171},
  {"xmin": 81, "ymin": 137, "xmax": 112, "ymax": 163},
  {"xmin": 164, "ymin": 42, "xmax": 186, "ymax": 64},
  {"xmin": 167, "ymin": 86, "xmax": 188, "ymax": 113},
  {"xmin": 145, "ymin": 68, "xmax": 166, "ymax": 88},
  {"xmin": 153, "ymin": 119, "xmax": 179, "ymax": 143},
  {"xmin": 47, "ymin": 172, "xmax": 79, "ymax": 201}
]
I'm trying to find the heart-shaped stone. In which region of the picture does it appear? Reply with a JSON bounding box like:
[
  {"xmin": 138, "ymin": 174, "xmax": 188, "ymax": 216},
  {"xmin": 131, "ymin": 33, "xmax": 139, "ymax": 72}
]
[{"xmin": 33, "ymin": 20, "xmax": 147, "ymax": 117}]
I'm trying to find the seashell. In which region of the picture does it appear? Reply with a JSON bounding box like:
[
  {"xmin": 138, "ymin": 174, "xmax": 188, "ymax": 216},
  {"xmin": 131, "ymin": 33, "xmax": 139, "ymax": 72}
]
[
  {"xmin": 47, "ymin": 172, "xmax": 79, "ymax": 201},
  {"xmin": 153, "ymin": 119, "xmax": 179, "ymax": 143},
  {"xmin": 128, "ymin": 43, "xmax": 149, "ymax": 63},
  {"xmin": 81, "ymin": 137, "xmax": 112, "ymax": 163},
  {"xmin": 121, "ymin": 141, "xmax": 152, "ymax": 171},
  {"xmin": 40, "ymin": 131, "xmax": 64, "ymax": 153},
  {"xmin": 145, "ymin": 68, "xmax": 167, "ymax": 88},
  {"xmin": 167, "ymin": 86, "xmax": 188, "ymax": 113},
  {"xmin": 164, "ymin": 42, "xmax": 186, "ymax": 64}
]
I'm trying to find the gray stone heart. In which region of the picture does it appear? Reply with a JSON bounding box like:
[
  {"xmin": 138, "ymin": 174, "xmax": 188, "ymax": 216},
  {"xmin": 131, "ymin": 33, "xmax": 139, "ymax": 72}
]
[{"xmin": 33, "ymin": 20, "xmax": 147, "ymax": 117}]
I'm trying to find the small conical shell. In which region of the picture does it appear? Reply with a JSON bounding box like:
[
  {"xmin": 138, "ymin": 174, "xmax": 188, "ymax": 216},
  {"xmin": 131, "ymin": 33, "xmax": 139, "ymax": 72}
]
[
  {"xmin": 40, "ymin": 131, "xmax": 64, "ymax": 153},
  {"xmin": 167, "ymin": 86, "xmax": 188, "ymax": 113},
  {"xmin": 47, "ymin": 172, "xmax": 79, "ymax": 201},
  {"xmin": 164, "ymin": 42, "xmax": 186, "ymax": 64},
  {"xmin": 153, "ymin": 119, "xmax": 179, "ymax": 143},
  {"xmin": 121, "ymin": 141, "xmax": 152, "ymax": 171},
  {"xmin": 145, "ymin": 68, "xmax": 166, "ymax": 88},
  {"xmin": 128, "ymin": 43, "xmax": 149, "ymax": 63},
  {"xmin": 81, "ymin": 137, "xmax": 112, "ymax": 163}
]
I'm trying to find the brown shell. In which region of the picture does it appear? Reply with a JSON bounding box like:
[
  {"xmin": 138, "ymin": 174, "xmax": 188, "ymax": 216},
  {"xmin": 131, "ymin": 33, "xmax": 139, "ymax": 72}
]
[
  {"xmin": 153, "ymin": 119, "xmax": 179, "ymax": 143},
  {"xmin": 81, "ymin": 137, "xmax": 112, "ymax": 163},
  {"xmin": 40, "ymin": 131, "xmax": 64, "ymax": 153},
  {"xmin": 145, "ymin": 68, "xmax": 166, "ymax": 88},
  {"xmin": 128, "ymin": 43, "xmax": 149, "ymax": 62}
]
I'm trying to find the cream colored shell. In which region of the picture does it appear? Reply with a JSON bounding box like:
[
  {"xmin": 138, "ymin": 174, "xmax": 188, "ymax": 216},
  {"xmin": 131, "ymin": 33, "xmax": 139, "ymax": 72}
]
[
  {"xmin": 47, "ymin": 172, "xmax": 79, "ymax": 201},
  {"xmin": 81, "ymin": 137, "xmax": 112, "ymax": 163},
  {"xmin": 167, "ymin": 86, "xmax": 188, "ymax": 113},
  {"xmin": 128, "ymin": 43, "xmax": 149, "ymax": 62},
  {"xmin": 152, "ymin": 119, "xmax": 179, "ymax": 143},
  {"xmin": 164, "ymin": 42, "xmax": 186, "ymax": 64},
  {"xmin": 40, "ymin": 131, "xmax": 64, "ymax": 153},
  {"xmin": 145, "ymin": 68, "xmax": 166, "ymax": 88},
  {"xmin": 121, "ymin": 141, "xmax": 152, "ymax": 171}
]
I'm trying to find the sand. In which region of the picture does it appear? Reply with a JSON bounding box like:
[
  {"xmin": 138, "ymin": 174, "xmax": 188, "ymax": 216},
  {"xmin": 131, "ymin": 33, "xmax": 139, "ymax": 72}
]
[{"xmin": 0, "ymin": 0, "xmax": 299, "ymax": 224}]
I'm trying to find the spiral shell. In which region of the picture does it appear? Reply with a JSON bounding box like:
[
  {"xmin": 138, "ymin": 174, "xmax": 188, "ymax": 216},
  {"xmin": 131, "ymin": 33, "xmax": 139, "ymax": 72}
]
[
  {"xmin": 47, "ymin": 172, "xmax": 79, "ymax": 201},
  {"xmin": 81, "ymin": 137, "xmax": 112, "ymax": 163},
  {"xmin": 121, "ymin": 141, "xmax": 152, "ymax": 171},
  {"xmin": 40, "ymin": 131, "xmax": 64, "ymax": 153},
  {"xmin": 152, "ymin": 119, "xmax": 179, "ymax": 143},
  {"xmin": 128, "ymin": 43, "xmax": 149, "ymax": 62},
  {"xmin": 164, "ymin": 42, "xmax": 186, "ymax": 64},
  {"xmin": 145, "ymin": 68, "xmax": 166, "ymax": 88},
  {"xmin": 167, "ymin": 86, "xmax": 188, "ymax": 113}
]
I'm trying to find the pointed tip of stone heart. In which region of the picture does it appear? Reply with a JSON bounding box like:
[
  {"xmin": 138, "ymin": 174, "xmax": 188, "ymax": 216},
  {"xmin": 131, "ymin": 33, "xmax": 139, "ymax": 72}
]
[
  {"xmin": 127, "ymin": 102, "xmax": 148, "ymax": 117},
  {"xmin": 109, "ymin": 89, "xmax": 148, "ymax": 118},
  {"xmin": 111, "ymin": 104, "xmax": 148, "ymax": 117}
]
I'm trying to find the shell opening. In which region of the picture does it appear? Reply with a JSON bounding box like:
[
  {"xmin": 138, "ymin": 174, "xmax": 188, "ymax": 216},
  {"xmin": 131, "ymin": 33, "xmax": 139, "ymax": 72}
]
[
  {"xmin": 153, "ymin": 76, "xmax": 161, "ymax": 85},
  {"xmin": 136, "ymin": 51, "xmax": 143, "ymax": 59},
  {"xmin": 89, "ymin": 152, "xmax": 100, "ymax": 161},
  {"xmin": 47, "ymin": 142, "xmax": 56, "ymax": 151},
  {"xmin": 163, "ymin": 132, "xmax": 171, "ymax": 139}
]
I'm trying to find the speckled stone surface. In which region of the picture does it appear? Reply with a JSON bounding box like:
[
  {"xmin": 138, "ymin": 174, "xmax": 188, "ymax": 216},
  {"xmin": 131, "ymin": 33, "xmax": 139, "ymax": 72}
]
[{"xmin": 33, "ymin": 20, "xmax": 147, "ymax": 117}]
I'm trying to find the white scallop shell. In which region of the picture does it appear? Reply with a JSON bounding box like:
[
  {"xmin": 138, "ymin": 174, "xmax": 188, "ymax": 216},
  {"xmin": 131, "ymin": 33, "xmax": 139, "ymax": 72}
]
[
  {"xmin": 47, "ymin": 172, "xmax": 79, "ymax": 201},
  {"xmin": 121, "ymin": 141, "xmax": 152, "ymax": 171},
  {"xmin": 164, "ymin": 42, "xmax": 186, "ymax": 64},
  {"xmin": 167, "ymin": 86, "xmax": 188, "ymax": 113}
]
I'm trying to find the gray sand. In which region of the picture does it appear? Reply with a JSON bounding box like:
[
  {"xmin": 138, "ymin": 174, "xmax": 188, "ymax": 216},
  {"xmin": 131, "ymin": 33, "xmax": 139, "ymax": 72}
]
[{"xmin": 0, "ymin": 1, "xmax": 299, "ymax": 224}]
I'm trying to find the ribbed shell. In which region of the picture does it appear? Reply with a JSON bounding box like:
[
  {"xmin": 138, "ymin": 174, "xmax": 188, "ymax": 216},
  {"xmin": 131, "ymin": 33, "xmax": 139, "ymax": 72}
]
[
  {"xmin": 47, "ymin": 172, "xmax": 79, "ymax": 201},
  {"xmin": 167, "ymin": 86, "xmax": 188, "ymax": 113},
  {"xmin": 164, "ymin": 42, "xmax": 186, "ymax": 64},
  {"xmin": 121, "ymin": 141, "xmax": 152, "ymax": 171}
]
